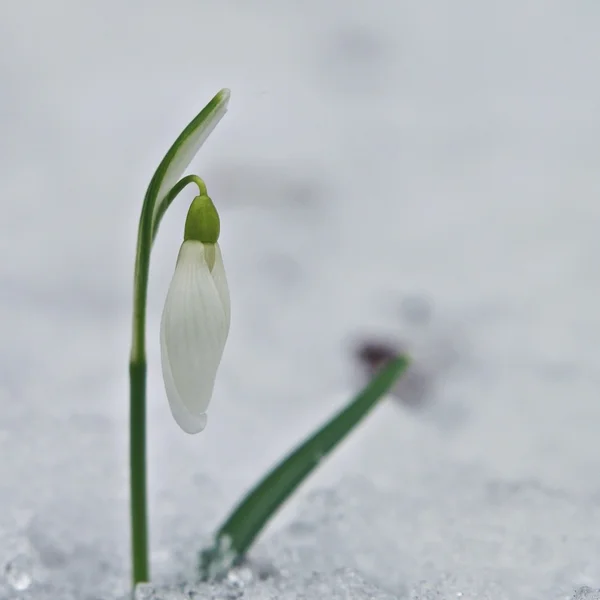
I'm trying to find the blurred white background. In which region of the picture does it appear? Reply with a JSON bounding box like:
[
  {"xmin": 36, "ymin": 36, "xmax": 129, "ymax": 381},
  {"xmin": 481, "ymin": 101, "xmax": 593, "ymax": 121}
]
[{"xmin": 1, "ymin": 2, "xmax": 600, "ymax": 598}]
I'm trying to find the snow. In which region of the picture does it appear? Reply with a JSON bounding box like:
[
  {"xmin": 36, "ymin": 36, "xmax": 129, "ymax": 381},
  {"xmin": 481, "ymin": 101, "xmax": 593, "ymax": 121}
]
[
  {"xmin": 2, "ymin": 1, "xmax": 600, "ymax": 599},
  {"xmin": 572, "ymin": 590, "xmax": 600, "ymax": 600},
  {"xmin": 133, "ymin": 567, "xmax": 397, "ymax": 600}
]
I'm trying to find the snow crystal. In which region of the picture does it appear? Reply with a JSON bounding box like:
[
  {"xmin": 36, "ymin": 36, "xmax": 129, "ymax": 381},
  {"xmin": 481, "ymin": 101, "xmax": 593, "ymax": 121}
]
[
  {"xmin": 3, "ymin": 554, "xmax": 33, "ymax": 592},
  {"xmin": 134, "ymin": 568, "xmax": 396, "ymax": 600},
  {"xmin": 572, "ymin": 589, "xmax": 600, "ymax": 600}
]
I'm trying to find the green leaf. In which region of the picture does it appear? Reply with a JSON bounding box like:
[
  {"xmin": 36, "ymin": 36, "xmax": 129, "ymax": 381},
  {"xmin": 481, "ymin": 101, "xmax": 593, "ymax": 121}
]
[
  {"xmin": 131, "ymin": 89, "xmax": 230, "ymax": 360},
  {"xmin": 145, "ymin": 88, "xmax": 230, "ymax": 240},
  {"xmin": 199, "ymin": 355, "xmax": 410, "ymax": 579}
]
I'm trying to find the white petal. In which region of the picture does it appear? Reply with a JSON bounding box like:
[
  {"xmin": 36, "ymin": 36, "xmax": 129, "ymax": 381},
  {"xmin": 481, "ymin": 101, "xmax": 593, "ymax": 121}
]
[
  {"xmin": 160, "ymin": 241, "xmax": 230, "ymax": 434},
  {"xmin": 211, "ymin": 243, "xmax": 231, "ymax": 328},
  {"xmin": 152, "ymin": 90, "xmax": 230, "ymax": 224},
  {"xmin": 160, "ymin": 339, "xmax": 208, "ymax": 434}
]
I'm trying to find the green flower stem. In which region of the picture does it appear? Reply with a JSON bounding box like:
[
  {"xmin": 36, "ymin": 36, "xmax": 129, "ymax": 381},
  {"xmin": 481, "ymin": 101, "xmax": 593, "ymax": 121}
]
[
  {"xmin": 129, "ymin": 359, "xmax": 148, "ymax": 584},
  {"xmin": 127, "ymin": 88, "xmax": 229, "ymax": 588},
  {"xmin": 152, "ymin": 174, "xmax": 208, "ymax": 242},
  {"xmin": 129, "ymin": 193, "xmax": 153, "ymax": 585},
  {"xmin": 129, "ymin": 176, "xmax": 207, "ymax": 586}
]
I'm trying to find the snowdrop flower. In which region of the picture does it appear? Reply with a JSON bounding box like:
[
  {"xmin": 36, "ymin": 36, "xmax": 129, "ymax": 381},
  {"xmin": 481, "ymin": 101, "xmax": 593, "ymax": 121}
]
[{"xmin": 160, "ymin": 193, "xmax": 230, "ymax": 433}]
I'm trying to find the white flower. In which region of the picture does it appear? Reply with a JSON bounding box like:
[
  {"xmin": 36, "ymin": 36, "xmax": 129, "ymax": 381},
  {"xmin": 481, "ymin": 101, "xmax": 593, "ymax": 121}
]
[{"xmin": 160, "ymin": 240, "xmax": 230, "ymax": 433}]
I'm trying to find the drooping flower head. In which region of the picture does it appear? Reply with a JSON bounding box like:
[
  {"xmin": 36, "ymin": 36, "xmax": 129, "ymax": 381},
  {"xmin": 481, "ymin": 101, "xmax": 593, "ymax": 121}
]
[{"xmin": 160, "ymin": 193, "xmax": 230, "ymax": 433}]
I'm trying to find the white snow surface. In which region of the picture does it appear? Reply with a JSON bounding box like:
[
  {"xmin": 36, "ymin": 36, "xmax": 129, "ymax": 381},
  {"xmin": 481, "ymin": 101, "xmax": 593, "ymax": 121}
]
[{"xmin": 1, "ymin": 1, "xmax": 600, "ymax": 599}]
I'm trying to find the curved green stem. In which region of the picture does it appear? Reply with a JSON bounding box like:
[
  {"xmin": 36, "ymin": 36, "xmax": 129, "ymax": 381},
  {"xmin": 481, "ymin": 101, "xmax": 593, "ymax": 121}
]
[
  {"xmin": 129, "ymin": 175, "xmax": 206, "ymax": 586},
  {"xmin": 128, "ymin": 173, "xmax": 155, "ymax": 587},
  {"xmin": 152, "ymin": 175, "xmax": 207, "ymax": 242},
  {"xmin": 128, "ymin": 88, "xmax": 230, "ymax": 589}
]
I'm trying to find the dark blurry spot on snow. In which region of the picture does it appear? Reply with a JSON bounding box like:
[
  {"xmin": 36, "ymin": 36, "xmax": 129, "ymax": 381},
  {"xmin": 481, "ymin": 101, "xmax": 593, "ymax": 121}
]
[
  {"xmin": 352, "ymin": 294, "xmax": 469, "ymax": 429},
  {"xmin": 355, "ymin": 338, "xmax": 430, "ymax": 410},
  {"xmin": 321, "ymin": 26, "xmax": 390, "ymax": 93},
  {"xmin": 400, "ymin": 294, "xmax": 433, "ymax": 326},
  {"xmin": 211, "ymin": 163, "xmax": 325, "ymax": 212},
  {"xmin": 257, "ymin": 254, "xmax": 303, "ymax": 289}
]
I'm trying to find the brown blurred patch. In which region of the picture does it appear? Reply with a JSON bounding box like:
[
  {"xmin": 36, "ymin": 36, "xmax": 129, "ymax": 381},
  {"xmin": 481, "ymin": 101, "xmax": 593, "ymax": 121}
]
[{"xmin": 355, "ymin": 339, "xmax": 431, "ymax": 410}]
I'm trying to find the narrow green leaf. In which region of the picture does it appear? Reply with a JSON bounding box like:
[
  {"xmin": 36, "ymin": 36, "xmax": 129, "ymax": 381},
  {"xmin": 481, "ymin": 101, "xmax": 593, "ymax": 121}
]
[
  {"xmin": 199, "ymin": 356, "xmax": 410, "ymax": 579},
  {"xmin": 145, "ymin": 88, "xmax": 230, "ymax": 240},
  {"xmin": 131, "ymin": 88, "xmax": 230, "ymax": 363}
]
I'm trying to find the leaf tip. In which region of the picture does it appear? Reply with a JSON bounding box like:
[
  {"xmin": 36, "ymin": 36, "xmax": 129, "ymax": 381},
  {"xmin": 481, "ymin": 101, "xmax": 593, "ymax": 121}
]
[{"xmin": 216, "ymin": 88, "xmax": 231, "ymax": 108}]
